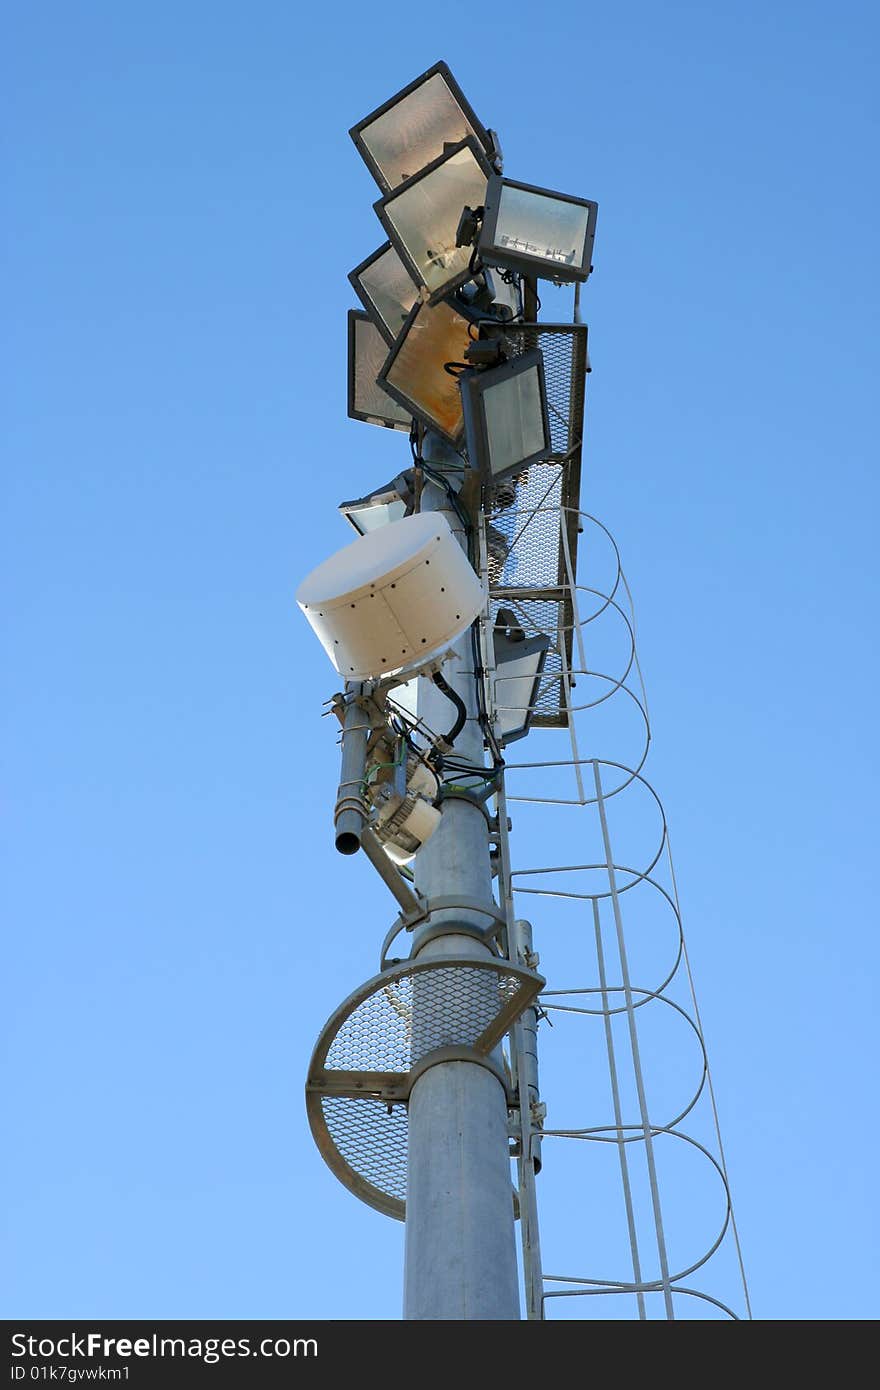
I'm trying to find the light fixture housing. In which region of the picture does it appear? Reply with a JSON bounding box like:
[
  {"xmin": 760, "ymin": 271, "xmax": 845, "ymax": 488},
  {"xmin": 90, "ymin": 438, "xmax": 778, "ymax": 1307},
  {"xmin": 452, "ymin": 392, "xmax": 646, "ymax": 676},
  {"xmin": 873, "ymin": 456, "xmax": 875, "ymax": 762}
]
[
  {"xmin": 479, "ymin": 174, "xmax": 598, "ymax": 284},
  {"xmin": 349, "ymin": 60, "xmax": 493, "ymax": 193},
  {"xmin": 493, "ymin": 618, "xmax": 550, "ymax": 745},
  {"xmin": 338, "ymin": 473, "xmax": 415, "ymax": 537},
  {"xmin": 378, "ymin": 296, "xmax": 479, "ymax": 444},
  {"xmin": 348, "ymin": 241, "xmax": 419, "ymax": 347},
  {"xmin": 456, "ymin": 266, "xmax": 520, "ymax": 320},
  {"xmin": 375, "ymin": 138, "xmax": 494, "ymax": 305},
  {"xmin": 460, "ymin": 348, "xmax": 552, "ymax": 484},
  {"xmin": 347, "ymin": 309, "xmax": 413, "ymax": 432}
]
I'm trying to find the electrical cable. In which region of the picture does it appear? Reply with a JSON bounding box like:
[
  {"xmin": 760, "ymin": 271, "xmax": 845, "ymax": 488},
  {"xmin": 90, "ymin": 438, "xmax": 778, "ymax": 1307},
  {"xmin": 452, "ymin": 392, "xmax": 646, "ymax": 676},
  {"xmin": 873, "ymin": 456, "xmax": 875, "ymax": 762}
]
[
  {"xmin": 405, "ymin": 453, "xmax": 505, "ymax": 771},
  {"xmin": 431, "ymin": 671, "xmax": 467, "ymax": 746},
  {"xmin": 361, "ymin": 738, "xmax": 406, "ymax": 794}
]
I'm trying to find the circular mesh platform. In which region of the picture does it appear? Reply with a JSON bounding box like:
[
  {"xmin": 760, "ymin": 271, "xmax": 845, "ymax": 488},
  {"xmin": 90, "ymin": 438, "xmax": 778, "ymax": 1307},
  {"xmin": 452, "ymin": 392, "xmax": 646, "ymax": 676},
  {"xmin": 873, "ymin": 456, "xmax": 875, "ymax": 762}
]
[{"xmin": 306, "ymin": 956, "xmax": 543, "ymax": 1219}]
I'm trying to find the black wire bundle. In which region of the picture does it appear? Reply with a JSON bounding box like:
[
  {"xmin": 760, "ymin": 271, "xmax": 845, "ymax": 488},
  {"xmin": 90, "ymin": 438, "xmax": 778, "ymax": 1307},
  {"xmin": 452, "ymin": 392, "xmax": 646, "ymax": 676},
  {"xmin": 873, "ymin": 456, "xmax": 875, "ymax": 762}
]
[
  {"xmin": 431, "ymin": 671, "xmax": 467, "ymax": 745},
  {"xmin": 405, "ymin": 440, "xmax": 504, "ymax": 772}
]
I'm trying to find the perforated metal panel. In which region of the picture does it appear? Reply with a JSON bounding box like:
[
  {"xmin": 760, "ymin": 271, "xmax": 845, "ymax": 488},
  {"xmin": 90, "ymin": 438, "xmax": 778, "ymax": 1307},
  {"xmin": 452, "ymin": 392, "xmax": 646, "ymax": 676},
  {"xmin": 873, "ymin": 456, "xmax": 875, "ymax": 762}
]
[
  {"xmin": 306, "ymin": 956, "xmax": 544, "ymax": 1219},
  {"xmin": 502, "ymin": 322, "xmax": 588, "ymax": 462},
  {"xmin": 320, "ymin": 1096, "xmax": 409, "ymax": 1207},
  {"xmin": 490, "ymin": 464, "xmax": 564, "ymax": 591},
  {"xmin": 485, "ymin": 323, "xmax": 587, "ymax": 728}
]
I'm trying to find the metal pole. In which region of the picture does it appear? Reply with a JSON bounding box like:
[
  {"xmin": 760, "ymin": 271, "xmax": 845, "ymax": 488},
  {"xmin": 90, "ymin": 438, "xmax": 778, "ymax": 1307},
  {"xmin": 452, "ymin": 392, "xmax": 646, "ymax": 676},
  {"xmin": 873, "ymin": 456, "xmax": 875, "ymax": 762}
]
[
  {"xmin": 403, "ymin": 471, "xmax": 520, "ymax": 1321},
  {"xmin": 333, "ymin": 682, "xmax": 371, "ymax": 855},
  {"xmin": 359, "ymin": 826, "xmax": 425, "ymax": 922},
  {"xmin": 510, "ymin": 918, "xmax": 545, "ymax": 1320}
]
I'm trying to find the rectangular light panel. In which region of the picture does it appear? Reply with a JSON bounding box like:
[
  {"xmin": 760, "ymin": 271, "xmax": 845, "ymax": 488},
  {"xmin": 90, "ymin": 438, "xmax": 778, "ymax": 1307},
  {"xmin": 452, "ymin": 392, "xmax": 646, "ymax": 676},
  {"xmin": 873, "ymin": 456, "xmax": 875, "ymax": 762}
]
[
  {"xmin": 379, "ymin": 298, "xmax": 477, "ymax": 443},
  {"xmin": 376, "ymin": 139, "xmax": 492, "ymax": 304},
  {"xmin": 483, "ymin": 368, "xmax": 547, "ymax": 478},
  {"xmin": 461, "ymin": 349, "xmax": 551, "ymax": 483},
  {"xmin": 349, "ymin": 242, "xmax": 420, "ymax": 347},
  {"xmin": 480, "ymin": 176, "xmax": 598, "ymax": 283},
  {"xmin": 493, "ymin": 631, "xmax": 551, "ymax": 744},
  {"xmin": 350, "ymin": 60, "xmax": 492, "ymax": 192},
  {"xmin": 347, "ymin": 310, "xmax": 412, "ymax": 432}
]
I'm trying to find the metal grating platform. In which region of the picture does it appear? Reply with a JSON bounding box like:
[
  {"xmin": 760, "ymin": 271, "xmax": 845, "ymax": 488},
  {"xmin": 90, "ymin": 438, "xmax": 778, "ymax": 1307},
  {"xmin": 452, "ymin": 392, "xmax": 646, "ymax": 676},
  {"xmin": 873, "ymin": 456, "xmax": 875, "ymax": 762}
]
[{"xmin": 306, "ymin": 956, "xmax": 544, "ymax": 1219}]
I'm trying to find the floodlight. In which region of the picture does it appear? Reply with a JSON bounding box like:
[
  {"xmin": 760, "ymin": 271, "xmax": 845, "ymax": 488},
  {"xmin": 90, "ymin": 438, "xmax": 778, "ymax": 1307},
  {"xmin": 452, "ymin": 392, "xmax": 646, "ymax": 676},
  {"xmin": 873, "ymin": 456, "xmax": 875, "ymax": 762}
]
[
  {"xmin": 460, "ymin": 348, "xmax": 552, "ymax": 484},
  {"xmin": 296, "ymin": 512, "xmax": 486, "ymax": 681},
  {"xmin": 338, "ymin": 473, "xmax": 415, "ymax": 537},
  {"xmin": 348, "ymin": 310, "xmax": 413, "ymax": 432},
  {"xmin": 479, "ymin": 174, "xmax": 598, "ymax": 283},
  {"xmin": 378, "ymin": 297, "xmax": 479, "ymax": 444},
  {"xmin": 349, "ymin": 241, "xmax": 419, "ymax": 347},
  {"xmin": 375, "ymin": 139, "xmax": 494, "ymax": 305},
  {"xmin": 350, "ymin": 60, "xmax": 493, "ymax": 193},
  {"xmin": 493, "ymin": 611, "xmax": 550, "ymax": 744}
]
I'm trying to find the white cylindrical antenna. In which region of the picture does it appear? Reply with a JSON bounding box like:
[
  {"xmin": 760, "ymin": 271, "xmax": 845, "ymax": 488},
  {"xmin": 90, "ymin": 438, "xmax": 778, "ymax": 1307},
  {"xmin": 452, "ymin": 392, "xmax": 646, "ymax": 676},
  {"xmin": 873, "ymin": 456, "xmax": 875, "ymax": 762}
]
[{"xmin": 296, "ymin": 511, "xmax": 485, "ymax": 681}]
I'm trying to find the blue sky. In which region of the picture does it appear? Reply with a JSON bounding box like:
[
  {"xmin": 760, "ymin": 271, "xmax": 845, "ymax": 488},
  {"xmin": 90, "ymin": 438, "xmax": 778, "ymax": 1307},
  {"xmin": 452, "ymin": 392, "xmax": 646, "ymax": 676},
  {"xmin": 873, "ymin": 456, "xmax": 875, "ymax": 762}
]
[{"xmin": 3, "ymin": 0, "xmax": 878, "ymax": 1320}]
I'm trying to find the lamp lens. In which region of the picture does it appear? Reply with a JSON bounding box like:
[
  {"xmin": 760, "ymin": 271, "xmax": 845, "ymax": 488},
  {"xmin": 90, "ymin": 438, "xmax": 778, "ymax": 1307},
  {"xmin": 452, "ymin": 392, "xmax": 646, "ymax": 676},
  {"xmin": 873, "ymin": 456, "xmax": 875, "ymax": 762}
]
[
  {"xmin": 494, "ymin": 648, "xmax": 543, "ymax": 741},
  {"xmin": 383, "ymin": 300, "xmax": 473, "ymax": 439},
  {"xmin": 353, "ymin": 317, "xmax": 412, "ymax": 428},
  {"xmin": 495, "ymin": 185, "xmax": 589, "ymax": 270},
  {"xmin": 358, "ymin": 245, "xmax": 418, "ymax": 341},
  {"xmin": 361, "ymin": 72, "xmax": 479, "ymax": 188},
  {"xmin": 383, "ymin": 145, "xmax": 488, "ymax": 295},
  {"xmin": 482, "ymin": 366, "xmax": 546, "ymax": 477},
  {"xmin": 349, "ymin": 500, "xmax": 407, "ymax": 534}
]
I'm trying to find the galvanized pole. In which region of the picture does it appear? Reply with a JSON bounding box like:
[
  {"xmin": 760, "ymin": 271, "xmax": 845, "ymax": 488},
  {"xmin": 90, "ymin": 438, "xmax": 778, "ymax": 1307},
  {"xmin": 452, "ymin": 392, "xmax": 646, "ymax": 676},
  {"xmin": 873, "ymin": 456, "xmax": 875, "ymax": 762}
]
[{"xmin": 403, "ymin": 472, "xmax": 520, "ymax": 1321}]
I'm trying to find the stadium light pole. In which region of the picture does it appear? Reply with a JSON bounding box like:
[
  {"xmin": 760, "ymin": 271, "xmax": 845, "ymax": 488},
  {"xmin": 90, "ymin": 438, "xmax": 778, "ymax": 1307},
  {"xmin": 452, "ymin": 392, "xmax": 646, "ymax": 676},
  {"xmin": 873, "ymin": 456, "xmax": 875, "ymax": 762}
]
[
  {"xmin": 299, "ymin": 60, "xmax": 577, "ymax": 1322},
  {"xmin": 402, "ymin": 466, "xmax": 520, "ymax": 1321},
  {"xmin": 298, "ymin": 56, "xmax": 752, "ymax": 1327}
]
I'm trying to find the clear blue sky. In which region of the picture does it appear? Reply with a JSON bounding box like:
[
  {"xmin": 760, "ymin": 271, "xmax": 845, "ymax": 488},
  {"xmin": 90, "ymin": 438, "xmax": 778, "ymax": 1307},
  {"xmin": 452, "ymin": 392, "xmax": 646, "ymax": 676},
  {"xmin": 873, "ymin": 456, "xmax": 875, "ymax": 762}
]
[{"xmin": 3, "ymin": 0, "xmax": 878, "ymax": 1320}]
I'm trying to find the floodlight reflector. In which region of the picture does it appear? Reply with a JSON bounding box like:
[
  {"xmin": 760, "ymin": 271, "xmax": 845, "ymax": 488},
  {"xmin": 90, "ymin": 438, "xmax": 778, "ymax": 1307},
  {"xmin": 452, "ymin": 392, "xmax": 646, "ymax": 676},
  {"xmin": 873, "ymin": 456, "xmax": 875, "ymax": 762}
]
[
  {"xmin": 493, "ymin": 619, "xmax": 550, "ymax": 744},
  {"xmin": 479, "ymin": 175, "xmax": 598, "ymax": 283},
  {"xmin": 375, "ymin": 139, "xmax": 493, "ymax": 304},
  {"xmin": 348, "ymin": 310, "xmax": 413, "ymax": 432},
  {"xmin": 460, "ymin": 349, "xmax": 552, "ymax": 484},
  {"xmin": 349, "ymin": 60, "xmax": 492, "ymax": 193},
  {"xmin": 338, "ymin": 474, "xmax": 414, "ymax": 537},
  {"xmin": 379, "ymin": 297, "xmax": 478, "ymax": 444},
  {"xmin": 349, "ymin": 242, "xmax": 419, "ymax": 347},
  {"xmin": 296, "ymin": 512, "xmax": 486, "ymax": 680}
]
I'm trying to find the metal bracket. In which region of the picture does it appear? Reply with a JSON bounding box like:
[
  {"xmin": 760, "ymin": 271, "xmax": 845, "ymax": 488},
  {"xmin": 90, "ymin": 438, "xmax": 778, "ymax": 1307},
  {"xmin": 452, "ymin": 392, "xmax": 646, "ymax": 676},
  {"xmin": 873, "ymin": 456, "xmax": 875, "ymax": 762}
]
[
  {"xmin": 359, "ymin": 829, "xmax": 429, "ymax": 926},
  {"xmin": 411, "ymin": 894, "xmax": 506, "ymax": 931},
  {"xmin": 408, "ymin": 919, "xmax": 501, "ymax": 958},
  {"xmin": 406, "ymin": 1046, "xmax": 512, "ymax": 1103},
  {"xmin": 308, "ymin": 1044, "xmax": 511, "ymax": 1107},
  {"xmin": 437, "ymin": 786, "xmax": 497, "ymax": 824},
  {"xmin": 380, "ymin": 895, "xmax": 506, "ymax": 970}
]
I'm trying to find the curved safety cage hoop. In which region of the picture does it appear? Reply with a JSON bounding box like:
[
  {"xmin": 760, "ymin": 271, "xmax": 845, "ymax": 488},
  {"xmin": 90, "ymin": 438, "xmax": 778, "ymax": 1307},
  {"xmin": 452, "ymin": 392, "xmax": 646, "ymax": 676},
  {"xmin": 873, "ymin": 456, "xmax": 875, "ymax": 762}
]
[{"xmin": 305, "ymin": 956, "xmax": 544, "ymax": 1219}]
